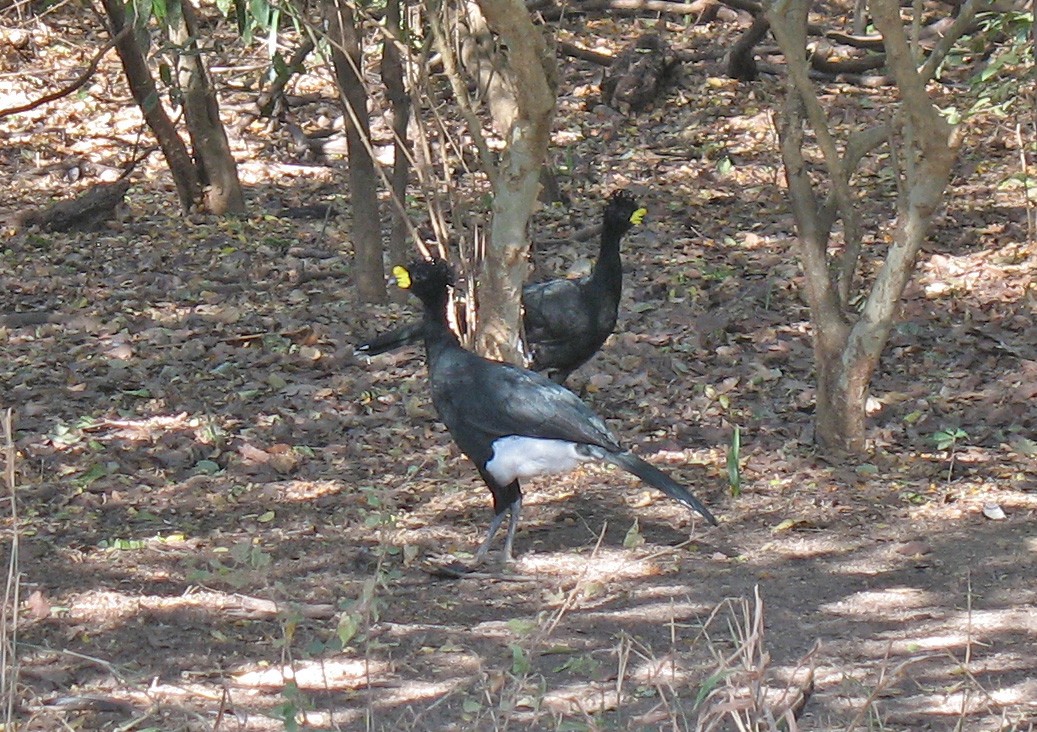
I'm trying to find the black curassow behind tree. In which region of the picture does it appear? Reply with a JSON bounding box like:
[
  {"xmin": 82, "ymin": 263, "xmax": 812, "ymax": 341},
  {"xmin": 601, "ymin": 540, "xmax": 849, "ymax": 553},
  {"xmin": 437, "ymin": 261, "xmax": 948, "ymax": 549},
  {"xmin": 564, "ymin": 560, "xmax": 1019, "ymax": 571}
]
[
  {"xmin": 357, "ymin": 190, "xmax": 646, "ymax": 384},
  {"xmin": 393, "ymin": 257, "xmax": 717, "ymax": 565}
]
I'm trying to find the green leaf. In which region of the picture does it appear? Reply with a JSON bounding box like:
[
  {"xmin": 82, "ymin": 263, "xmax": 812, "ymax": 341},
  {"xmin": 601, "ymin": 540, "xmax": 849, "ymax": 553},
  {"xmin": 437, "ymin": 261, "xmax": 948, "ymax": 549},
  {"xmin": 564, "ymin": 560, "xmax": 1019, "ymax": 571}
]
[
  {"xmin": 506, "ymin": 618, "xmax": 537, "ymax": 636},
  {"xmin": 623, "ymin": 518, "xmax": 644, "ymax": 548},
  {"xmin": 694, "ymin": 670, "xmax": 731, "ymax": 709},
  {"xmin": 509, "ymin": 643, "xmax": 531, "ymax": 675},
  {"xmin": 337, "ymin": 613, "xmax": 360, "ymax": 646},
  {"xmin": 272, "ymin": 51, "xmax": 290, "ymax": 79},
  {"xmin": 193, "ymin": 459, "xmax": 221, "ymax": 475},
  {"xmin": 726, "ymin": 425, "xmax": 741, "ymax": 496},
  {"xmin": 76, "ymin": 463, "xmax": 109, "ymax": 487},
  {"xmin": 251, "ymin": 0, "xmax": 270, "ymax": 21}
]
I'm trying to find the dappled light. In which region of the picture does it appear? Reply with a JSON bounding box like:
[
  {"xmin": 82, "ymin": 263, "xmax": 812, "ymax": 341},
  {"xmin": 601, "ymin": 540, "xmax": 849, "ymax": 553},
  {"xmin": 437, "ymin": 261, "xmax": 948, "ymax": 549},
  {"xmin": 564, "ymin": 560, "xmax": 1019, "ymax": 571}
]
[{"xmin": 2, "ymin": 0, "xmax": 1036, "ymax": 729}]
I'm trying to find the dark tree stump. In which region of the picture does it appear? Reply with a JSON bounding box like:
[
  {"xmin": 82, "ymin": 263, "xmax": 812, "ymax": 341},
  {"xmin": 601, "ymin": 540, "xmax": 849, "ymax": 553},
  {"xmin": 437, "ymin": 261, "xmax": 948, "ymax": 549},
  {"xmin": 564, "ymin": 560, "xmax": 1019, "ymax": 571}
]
[
  {"xmin": 600, "ymin": 34, "xmax": 680, "ymax": 113},
  {"xmin": 20, "ymin": 179, "xmax": 130, "ymax": 232}
]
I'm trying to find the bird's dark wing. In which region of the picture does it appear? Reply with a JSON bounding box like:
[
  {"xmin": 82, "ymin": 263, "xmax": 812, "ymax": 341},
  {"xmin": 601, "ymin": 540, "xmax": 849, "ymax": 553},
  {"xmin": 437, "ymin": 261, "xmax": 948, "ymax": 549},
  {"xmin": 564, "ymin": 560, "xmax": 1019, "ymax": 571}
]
[
  {"xmin": 522, "ymin": 277, "xmax": 592, "ymax": 341},
  {"xmin": 429, "ymin": 350, "xmax": 621, "ymax": 451}
]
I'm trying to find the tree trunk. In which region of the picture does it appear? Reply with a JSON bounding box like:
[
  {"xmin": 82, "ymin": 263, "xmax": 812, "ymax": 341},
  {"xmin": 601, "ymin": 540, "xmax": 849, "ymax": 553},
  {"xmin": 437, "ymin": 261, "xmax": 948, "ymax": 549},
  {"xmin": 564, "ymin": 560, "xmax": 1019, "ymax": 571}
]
[
  {"xmin": 767, "ymin": 0, "xmax": 963, "ymax": 453},
  {"xmin": 381, "ymin": 0, "xmax": 412, "ymax": 302},
  {"xmin": 168, "ymin": 0, "xmax": 245, "ymax": 215},
  {"xmin": 325, "ymin": 0, "xmax": 386, "ymax": 304},
  {"xmin": 471, "ymin": 0, "xmax": 556, "ymax": 364},
  {"xmin": 101, "ymin": 0, "xmax": 200, "ymax": 212}
]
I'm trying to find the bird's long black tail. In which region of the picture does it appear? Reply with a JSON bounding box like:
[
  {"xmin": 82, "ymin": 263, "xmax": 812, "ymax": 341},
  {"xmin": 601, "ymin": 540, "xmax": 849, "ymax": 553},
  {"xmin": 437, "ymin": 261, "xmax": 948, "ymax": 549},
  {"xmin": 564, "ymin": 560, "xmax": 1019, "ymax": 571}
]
[
  {"xmin": 606, "ymin": 451, "xmax": 718, "ymax": 525},
  {"xmin": 356, "ymin": 320, "xmax": 424, "ymax": 356}
]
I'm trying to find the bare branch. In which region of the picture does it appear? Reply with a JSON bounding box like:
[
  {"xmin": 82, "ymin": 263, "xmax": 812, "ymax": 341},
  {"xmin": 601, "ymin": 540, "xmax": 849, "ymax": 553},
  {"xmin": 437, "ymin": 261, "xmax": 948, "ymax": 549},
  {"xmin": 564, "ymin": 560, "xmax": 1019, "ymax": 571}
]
[
  {"xmin": 428, "ymin": 0, "xmax": 498, "ymax": 187},
  {"xmin": 768, "ymin": 0, "xmax": 862, "ymax": 305},
  {"xmin": 0, "ymin": 25, "xmax": 131, "ymax": 119},
  {"xmin": 845, "ymin": 0, "xmax": 961, "ymax": 368},
  {"xmin": 919, "ymin": 0, "xmax": 985, "ymax": 82},
  {"xmin": 558, "ymin": 40, "xmax": 614, "ymax": 66},
  {"xmin": 870, "ymin": 0, "xmax": 952, "ymax": 141}
]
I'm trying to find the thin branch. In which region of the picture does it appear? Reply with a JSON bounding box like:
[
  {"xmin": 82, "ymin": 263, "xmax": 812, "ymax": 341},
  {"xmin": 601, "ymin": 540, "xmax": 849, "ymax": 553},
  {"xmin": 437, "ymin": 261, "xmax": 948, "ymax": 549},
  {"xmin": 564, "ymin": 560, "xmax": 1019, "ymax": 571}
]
[
  {"xmin": 558, "ymin": 39, "xmax": 614, "ymax": 66},
  {"xmin": 427, "ymin": 0, "xmax": 498, "ymax": 187},
  {"xmin": 818, "ymin": 124, "xmax": 889, "ymax": 273},
  {"xmin": 918, "ymin": 0, "xmax": 985, "ymax": 83},
  {"xmin": 870, "ymin": 0, "xmax": 952, "ymax": 142},
  {"xmin": 0, "ymin": 25, "xmax": 132, "ymax": 119},
  {"xmin": 768, "ymin": 0, "xmax": 862, "ymax": 306}
]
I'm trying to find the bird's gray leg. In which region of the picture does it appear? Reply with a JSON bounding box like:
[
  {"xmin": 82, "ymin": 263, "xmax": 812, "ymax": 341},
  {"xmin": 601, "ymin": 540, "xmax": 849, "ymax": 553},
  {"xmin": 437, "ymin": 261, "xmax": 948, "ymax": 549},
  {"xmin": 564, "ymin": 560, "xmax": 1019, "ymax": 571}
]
[
  {"xmin": 501, "ymin": 496, "xmax": 522, "ymax": 563},
  {"xmin": 474, "ymin": 509, "xmax": 509, "ymax": 562},
  {"xmin": 473, "ymin": 496, "xmax": 522, "ymax": 563}
]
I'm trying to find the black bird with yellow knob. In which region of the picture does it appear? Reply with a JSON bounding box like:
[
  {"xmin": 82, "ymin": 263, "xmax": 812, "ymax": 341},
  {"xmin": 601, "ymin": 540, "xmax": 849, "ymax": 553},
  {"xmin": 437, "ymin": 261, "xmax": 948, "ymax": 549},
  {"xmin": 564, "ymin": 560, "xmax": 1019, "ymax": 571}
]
[{"xmin": 393, "ymin": 256, "xmax": 718, "ymax": 567}]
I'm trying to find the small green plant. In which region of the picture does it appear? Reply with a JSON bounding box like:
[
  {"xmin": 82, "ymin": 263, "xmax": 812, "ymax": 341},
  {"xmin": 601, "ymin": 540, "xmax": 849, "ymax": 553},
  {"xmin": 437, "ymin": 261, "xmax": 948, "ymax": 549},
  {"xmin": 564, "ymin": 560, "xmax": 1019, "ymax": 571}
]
[
  {"xmin": 359, "ymin": 485, "xmax": 397, "ymax": 528},
  {"xmin": 727, "ymin": 425, "xmax": 742, "ymax": 496},
  {"xmin": 188, "ymin": 540, "xmax": 272, "ymax": 589},
  {"xmin": 933, "ymin": 427, "xmax": 968, "ymax": 482},
  {"xmin": 509, "ymin": 643, "xmax": 532, "ymax": 675},
  {"xmin": 272, "ymin": 680, "xmax": 308, "ymax": 732}
]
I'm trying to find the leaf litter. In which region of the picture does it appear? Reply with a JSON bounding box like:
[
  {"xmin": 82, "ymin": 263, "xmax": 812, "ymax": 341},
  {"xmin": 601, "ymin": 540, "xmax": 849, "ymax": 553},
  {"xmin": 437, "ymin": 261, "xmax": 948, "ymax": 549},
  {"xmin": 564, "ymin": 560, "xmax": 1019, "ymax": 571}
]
[{"xmin": 1, "ymin": 7, "xmax": 1036, "ymax": 731}]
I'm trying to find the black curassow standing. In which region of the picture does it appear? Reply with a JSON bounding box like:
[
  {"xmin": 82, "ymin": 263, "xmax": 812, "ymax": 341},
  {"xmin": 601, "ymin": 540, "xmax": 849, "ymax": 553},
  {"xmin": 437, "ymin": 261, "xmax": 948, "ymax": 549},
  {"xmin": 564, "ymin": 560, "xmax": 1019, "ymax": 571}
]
[
  {"xmin": 358, "ymin": 190, "xmax": 646, "ymax": 384},
  {"xmin": 393, "ymin": 257, "xmax": 717, "ymax": 566}
]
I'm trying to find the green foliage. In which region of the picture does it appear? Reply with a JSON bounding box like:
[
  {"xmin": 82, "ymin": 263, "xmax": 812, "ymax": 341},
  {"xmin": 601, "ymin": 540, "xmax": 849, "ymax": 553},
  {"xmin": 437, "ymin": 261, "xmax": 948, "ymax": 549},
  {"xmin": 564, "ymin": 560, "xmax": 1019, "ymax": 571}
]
[
  {"xmin": 188, "ymin": 540, "xmax": 272, "ymax": 588},
  {"xmin": 727, "ymin": 425, "xmax": 742, "ymax": 496},
  {"xmin": 553, "ymin": 653, "xmax": 601, "ymax": 676},
  {"xmin": 336, "ymin": 612, "xmax": 361, "ymax": 646},
  {"xmin": 272, "ymin": 680, "xmax": 307, "ymax": 731},
  {"xmin": 694, "ymin": 670, "xmax": 732, "ymax": 709},
  {"xmin": 509, "ymin": 643, "xmax": 532, "ymax": 675},
  {"xmin": 622, "ymin": 518, "xmax": 644, "ymax": 548},
  {"xmin": 933, "ymin": 427, "xmax": 968, "ymax": 483},
  {"xmin": 933, "ymin": 427, "xmax": 968, "ymax": 452},
  {"xmin": 948, "ymin": 10, "xmax": 1034, "ymax": 119}
]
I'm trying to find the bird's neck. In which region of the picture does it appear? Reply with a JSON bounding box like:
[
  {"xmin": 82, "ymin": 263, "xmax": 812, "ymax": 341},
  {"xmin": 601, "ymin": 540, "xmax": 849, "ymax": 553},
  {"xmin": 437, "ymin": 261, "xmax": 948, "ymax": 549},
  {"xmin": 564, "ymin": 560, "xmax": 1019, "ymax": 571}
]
[
  {"xmin": 589, "ymin": 226, "xmax": 625, "ymax": 289},
  {"xmin": 421, "ymin": 294, "xmax": 461, "ymax": 355}
]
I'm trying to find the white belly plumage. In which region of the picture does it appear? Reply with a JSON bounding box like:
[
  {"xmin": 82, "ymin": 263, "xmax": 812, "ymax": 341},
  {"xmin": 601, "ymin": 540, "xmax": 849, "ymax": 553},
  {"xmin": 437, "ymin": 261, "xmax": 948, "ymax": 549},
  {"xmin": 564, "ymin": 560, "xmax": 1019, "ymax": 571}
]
[{"xmin": 485, "ymin": 436, "xmax": 592, "ymax": 485}]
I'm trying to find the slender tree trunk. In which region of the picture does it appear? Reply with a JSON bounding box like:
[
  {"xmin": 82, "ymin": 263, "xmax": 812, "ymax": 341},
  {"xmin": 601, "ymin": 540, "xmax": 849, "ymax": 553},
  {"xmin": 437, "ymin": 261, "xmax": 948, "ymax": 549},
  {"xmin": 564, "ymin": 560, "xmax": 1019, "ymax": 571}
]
[
  {"xmin": 168, "ymin": 0, "xmax": 245, "ymax": 215},
  {"xmin": 382, "ymin": 0, "xmax": 412, "ymax": 301},
  {"xmin": 101, "ymin": 0, "xmax": 200, "ymax": 211},
  {"xmin": 325, "ymin": 0, "xmax": 386, "ymax": 304},
  {"xmin": 471, "ymin": 0, "xmax": 556, "ymax": 364},
  {"xmin": 768, "ymin": 0, "xmax": 963, "ymax": 453}
]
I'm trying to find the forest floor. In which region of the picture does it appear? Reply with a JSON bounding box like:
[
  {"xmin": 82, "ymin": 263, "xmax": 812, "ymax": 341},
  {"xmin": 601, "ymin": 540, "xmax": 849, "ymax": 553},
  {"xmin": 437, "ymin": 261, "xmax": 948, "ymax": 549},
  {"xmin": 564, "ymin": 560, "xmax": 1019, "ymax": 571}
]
[{"xmin": 2, "ymin": 6, "xmax": 1036, "ymax": 732}]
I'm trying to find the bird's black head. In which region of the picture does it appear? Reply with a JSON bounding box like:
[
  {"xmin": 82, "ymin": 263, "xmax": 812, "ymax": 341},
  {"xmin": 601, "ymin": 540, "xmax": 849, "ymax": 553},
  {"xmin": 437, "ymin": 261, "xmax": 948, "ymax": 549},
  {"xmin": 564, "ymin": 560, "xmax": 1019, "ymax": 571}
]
[
  {"xmin": 392, "ymin": 256, "xmax": 454, "ymax": 306},
  {"xmin": 603, "ymin": 190, "xmax": 647, "ymax": 233}
]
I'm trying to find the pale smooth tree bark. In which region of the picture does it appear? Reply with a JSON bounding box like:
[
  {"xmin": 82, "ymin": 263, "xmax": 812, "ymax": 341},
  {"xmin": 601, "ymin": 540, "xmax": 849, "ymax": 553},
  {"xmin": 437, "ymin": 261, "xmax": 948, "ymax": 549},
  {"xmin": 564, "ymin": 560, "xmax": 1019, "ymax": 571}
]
[
  {"xmin": 168, "ymin": 0, "xmax": 245, "ymax": 215},
  {"xmin": 468, "ymin": 0, "xmax": 557, "ymax": 364},
  {"xmin": 766, "ymin": 0, "xmax": 976, "ymax": 452}
]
